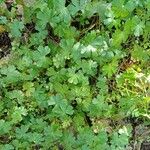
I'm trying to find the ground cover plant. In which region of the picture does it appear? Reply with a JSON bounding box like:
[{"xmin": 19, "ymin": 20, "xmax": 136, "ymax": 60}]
[{"xmin": 0, "ymin": 0, "xmax": 150, "ymax": 149}]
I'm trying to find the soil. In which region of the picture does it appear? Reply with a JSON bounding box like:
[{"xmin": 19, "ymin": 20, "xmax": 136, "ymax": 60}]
[
  {"xmin": 0, "ymin": 32, "xmax": 11, "ymax": 59},
  {"xmin": 141, "ymin": 142, "xmax": 150, "ymax": 150}
]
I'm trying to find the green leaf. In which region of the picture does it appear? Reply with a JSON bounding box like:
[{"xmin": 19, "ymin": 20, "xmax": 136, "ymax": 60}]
[
  {"xmin": 0, "ymin": 144, "xmax": 14, "ymax": 150},
  {"xmin": 96, "ymin": 76, "xmax": 108, "ymax": 94},
  {"xmin": 0, "ymin": 65, "xmax": 21, "ymax": 83},
  {"xmin": 68, "ymin": 0, "xmax": 89, "ymax": 16},
  {"xmin": 15, "ymin": 125, "xmax": 29, "ymax": 139},
  {"xmin": 9, "ymin": 20, "xmax": 24, "ymax": 38},
  {"xmin": 11, "ymin": 106, "xmax": 27, "ymax": 123},
  {"xmin": 32, "ymin": 46, "xmax": 51, "ymax": 67},
  {"xmin": 0, "ymin": 120, "xmax": 11, "ymax": 135},
  {"xmin": 112, "ymin": 29, "xmax": 128, "ymax": 47},
  {"xmin": 36, "ymin": 8, "xmax": 52, "ymax": 29},
  {"xmin": 78, "ymin": 59, "xmax": 97, "ymax": 75},
  {"xmin": 102, "ymin": 61, "xmax": 118, "ymax": 77},
  {"xmin": 27, "ymin": 132, "xmax": 44, "ymax": 144},
  {"xmin": 68, "ymin": 74, "xmax": 79, "ymax": 85},
  {"xmin": 48, "ymin": 95, "xmax": 56, "ymax": 106},
  {"xmin": 132, "ymin": 45, "xmax": 149, "ymax": 61},
  {"xmin": 89, "ymin": 94, "xmax": 111, "ymax": 117},
  {"xmin": 134, "ymin": 22, "xmax": 145, "ymax": 37},
  {"xmin": 53, "ymin": 54, "xmax": 65, "ymax": 68},
  {"xmin": 50, "ymin": 95, "xmax": 74, "ymax": 116},
  {"xmin": 0, "ymin": 16, "xmax": 7, "ymax": 24},
  {"xmin": 23, "ymin": 82, "xmax": 35, "ymax": 97},
  {"xmin": 7, "ymin": 90, "xmax": 24, "ymax": 104},
  {"xmin": 110, "ymin": 130, "xmax": 129, "ymax": 149},
  {"xmin": 1, "ymin": 65, "xmax": 19, "ymax": 76}
]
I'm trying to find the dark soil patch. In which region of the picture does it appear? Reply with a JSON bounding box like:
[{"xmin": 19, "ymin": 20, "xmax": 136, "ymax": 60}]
[
  {"xmin": 0, "ymin": 135, "xmax": 10, "ymax": 144},
  {"xmin": 141, "ymin": 142, "xmax": 150, "ymax": 150},
  {"xmin": 65, "ymin": 0, "xmax": 71, "ymax": 7},
  {"xmin": 45, "ymin": 25, "xmax": 60, "ymax": 44},
  {"xmin": 25, "ymin": 22, "xmax": 37, "ymax": 34},
  {"xmin": 0, "ymin": 32, "xmax": 11, "ymax": 59},
  {"xmin": 5, "ymin": 0, "xmax": 14, "ymax": 11}
]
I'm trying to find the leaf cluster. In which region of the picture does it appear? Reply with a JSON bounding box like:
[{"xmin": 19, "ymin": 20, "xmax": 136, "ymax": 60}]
[{"xmin": 0, "ymin": 0, "xmax": 150, "ymax": 149}]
